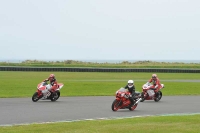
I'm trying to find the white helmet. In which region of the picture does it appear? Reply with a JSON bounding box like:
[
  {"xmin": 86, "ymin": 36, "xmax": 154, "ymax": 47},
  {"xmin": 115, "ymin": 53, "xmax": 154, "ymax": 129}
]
[{"xmin": 127, "ymin": 80, "xmax": 134, "ymax": 88}]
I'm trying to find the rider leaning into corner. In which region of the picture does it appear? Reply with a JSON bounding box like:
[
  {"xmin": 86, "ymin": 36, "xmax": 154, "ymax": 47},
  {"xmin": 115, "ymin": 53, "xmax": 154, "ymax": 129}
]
[
  {"xmin": 43, "ymin": 74, "xmax": 59, "ymax": 94},
  {"xmin": 146, "ymin": 74, "xmax": 162, "ymax": 97},
  {"xmin": 124, "ymin": 80, "xmax": 136, "ymax": 107}
]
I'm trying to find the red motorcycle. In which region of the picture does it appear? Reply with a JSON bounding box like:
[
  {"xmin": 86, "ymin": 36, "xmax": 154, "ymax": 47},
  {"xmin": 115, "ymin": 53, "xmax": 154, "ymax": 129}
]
[
  {"xmin": 111, "ymin": 88, "xmax": 142, "ymax": 111},
  {"xmin": 140, "ymin": 83, "xmax": 164, "ymax": 102},
  {"xmin": 32, "ymin": 82, "xmax": 64, "ymax": 102}
]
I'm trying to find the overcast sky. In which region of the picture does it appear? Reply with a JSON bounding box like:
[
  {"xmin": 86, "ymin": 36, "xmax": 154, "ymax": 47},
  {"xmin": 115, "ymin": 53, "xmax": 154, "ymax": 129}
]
[{"xmin": 0, "ymin": 0, "xmax": 200, "ymax": 61}]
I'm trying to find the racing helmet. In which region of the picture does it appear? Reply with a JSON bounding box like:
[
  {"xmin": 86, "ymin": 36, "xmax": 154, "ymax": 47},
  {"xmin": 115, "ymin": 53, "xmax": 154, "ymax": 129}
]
[
  {"xmin": 49, "ymin": 74, "xmax": 55, "ymax": 81},
  {"xmin": 152, "ymin": 74, "xmax": 157, "ymax": 80},
  {"xmin": 49, "ymin": 74, "xmax": 55, "ymax": 78},
  {"xmin": 127, "ymin": 80, "xmax": 134, "ymax": 88}
]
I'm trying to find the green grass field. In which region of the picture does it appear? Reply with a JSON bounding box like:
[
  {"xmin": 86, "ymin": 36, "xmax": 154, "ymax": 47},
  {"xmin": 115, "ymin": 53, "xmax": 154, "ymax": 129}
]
[
  {"xmin": 0, "ymin": 72, "xmax": 200, "ymax": 97},
  {"xmin": 1, "ymin": 114, "xmax": 200, "ymax": 133}
]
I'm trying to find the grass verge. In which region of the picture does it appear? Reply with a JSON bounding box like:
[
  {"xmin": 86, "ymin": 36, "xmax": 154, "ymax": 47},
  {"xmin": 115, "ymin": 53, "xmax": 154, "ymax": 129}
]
[
  {"xmin": 0, "ymin": 72, "xmax": 200, "ymax": 97},
  {"xmin": 0, "ymin": 114, "xmax": 200, "ymax": 133}
]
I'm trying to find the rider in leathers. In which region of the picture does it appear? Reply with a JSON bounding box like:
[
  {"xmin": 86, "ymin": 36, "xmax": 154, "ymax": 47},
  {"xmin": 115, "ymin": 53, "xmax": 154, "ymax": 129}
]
[
  {"xmin": 124, "ymin": 80, "xmax": 135, "ymax": 107},
  {"xmin": 43, "ymin": 74, "xmax": 58, "ymax": 94},
  {"xmin": 146, "ymin": 74, "xmax": 162, "ymax": 97}
]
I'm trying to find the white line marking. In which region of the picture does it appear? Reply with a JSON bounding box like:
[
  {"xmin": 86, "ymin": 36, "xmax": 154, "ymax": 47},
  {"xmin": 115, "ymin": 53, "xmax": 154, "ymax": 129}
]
[{"xmin": 1, "ymin": 112, "xmax": 200, "ymax": 127}]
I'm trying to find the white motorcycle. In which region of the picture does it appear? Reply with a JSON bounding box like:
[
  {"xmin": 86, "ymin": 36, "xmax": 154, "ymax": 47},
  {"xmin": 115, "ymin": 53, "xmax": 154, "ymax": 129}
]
[{"xmin": 32, "ymin": 82, "xmax": 64, "ymax": 102}]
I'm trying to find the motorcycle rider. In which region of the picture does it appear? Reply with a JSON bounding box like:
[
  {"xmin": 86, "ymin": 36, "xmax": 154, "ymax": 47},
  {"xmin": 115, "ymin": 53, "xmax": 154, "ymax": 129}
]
[
  {"xmin": 124, "ymin": 80, "xmax": 135, "ymax": 107},
  {"xmin": 146, "ymin": 74, "xmax": 162, "ymax": 97},
  {"xmin": 43, "ymin": 74, "xmax": 58, "ymax": 94}
]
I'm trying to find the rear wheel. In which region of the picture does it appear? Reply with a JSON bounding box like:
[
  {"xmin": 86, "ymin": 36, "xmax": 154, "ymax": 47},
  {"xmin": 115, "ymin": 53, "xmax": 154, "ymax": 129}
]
[
  {"xmin": 154, "ymin": 91, "xmax": 162, "ymax": 102},
  {"xmin": 50, "ymin": 91, "xmax": 60, "ymax": 101},
  {"xmin": 111, "ymin": 99, "xmax": 122, "ymax": 111},
  {"xmin": 32, "ymin": 92, "xmax": 40, "ymax": 102}
]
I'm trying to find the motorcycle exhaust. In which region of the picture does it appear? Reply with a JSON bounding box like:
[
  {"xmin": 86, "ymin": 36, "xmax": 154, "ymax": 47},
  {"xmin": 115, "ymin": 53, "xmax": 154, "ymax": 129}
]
[{"xmin": 134, "ymin": 98, "xmax": 142, "ymax": 105}]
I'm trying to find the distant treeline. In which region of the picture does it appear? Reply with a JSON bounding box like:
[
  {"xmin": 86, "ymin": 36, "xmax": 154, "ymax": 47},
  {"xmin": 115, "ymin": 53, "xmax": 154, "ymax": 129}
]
[
  {"xmin": 18, "ymin": 60, "xmax": 200, "ymax": 64},
  {"xmin": 1, "ymin": 59, "xmax": 200, "ymax": 69}
]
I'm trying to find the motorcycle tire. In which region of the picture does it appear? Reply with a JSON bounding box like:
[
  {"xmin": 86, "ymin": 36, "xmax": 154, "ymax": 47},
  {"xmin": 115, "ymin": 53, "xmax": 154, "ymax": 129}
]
[
  {"xmin": 154, "ymin": 91, "xmax": 162, "ymax": 102},
  {"xmin": 50, "ymin": 91, "xmax": 60, "ymax": 102},
  {"xmin": 32, "ymin": 92, "xmax": 40, "ymax": 102},
  {"xmin": 111, "ymin": 99, "xmax": 122, "ymax": 111}
]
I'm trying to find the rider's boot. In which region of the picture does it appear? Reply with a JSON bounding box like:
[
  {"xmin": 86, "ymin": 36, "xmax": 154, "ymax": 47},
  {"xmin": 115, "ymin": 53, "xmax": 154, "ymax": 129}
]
[
  {"xmin": 155, "ymin": 91, "xmax": 159, "ymax": 97},
  {"xmin": 141, "ymin": 92, "xmax": 145, "ymax": 99},
  {"xmin": 154, "ymin": 91, "xmax": 159, "ymax": 101},
  {"xmin": 129, "ymin": 97, "xmax": 134, "ymax": 107},
  {"xmin": 51, "ymin": 89, "xmax": 56, "ymax": 96}
]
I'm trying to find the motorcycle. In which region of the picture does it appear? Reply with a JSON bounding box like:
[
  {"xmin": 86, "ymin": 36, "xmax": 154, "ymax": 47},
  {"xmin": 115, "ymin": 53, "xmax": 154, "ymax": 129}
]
[
  {"xmin": 32, "ymin": 82, "xmax": 64, "ymax": 102},
  {"xmin": 140, "ymin": 83, "xmax": 164, "ymax": 102},
  {"xmin": 111, "ymin": 87, "xmax": 142, "ymax": 111}
]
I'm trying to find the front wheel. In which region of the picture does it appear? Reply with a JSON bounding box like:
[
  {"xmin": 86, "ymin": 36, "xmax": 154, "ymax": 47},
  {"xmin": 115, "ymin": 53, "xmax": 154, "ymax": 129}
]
[
  {"xmin": 50, "ymin": 91, "xmax": 60, "ymax": 101},
  {"xmin": 154, "ymin": 91, "xmax": 162, "ymax": 102},
  {"xmin": 32, "ymin": 92, "xmax": 40, "ymax": 102},
  {"xmin": 111, "ymin": 99, "xmax": 122, "ymax": 111}
]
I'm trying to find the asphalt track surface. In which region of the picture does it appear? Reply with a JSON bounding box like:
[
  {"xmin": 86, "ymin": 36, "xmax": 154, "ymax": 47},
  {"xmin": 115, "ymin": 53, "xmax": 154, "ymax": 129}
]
[{"xmin": 1, "ymin": 96, "xmax": 200, "ymax": 126}]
